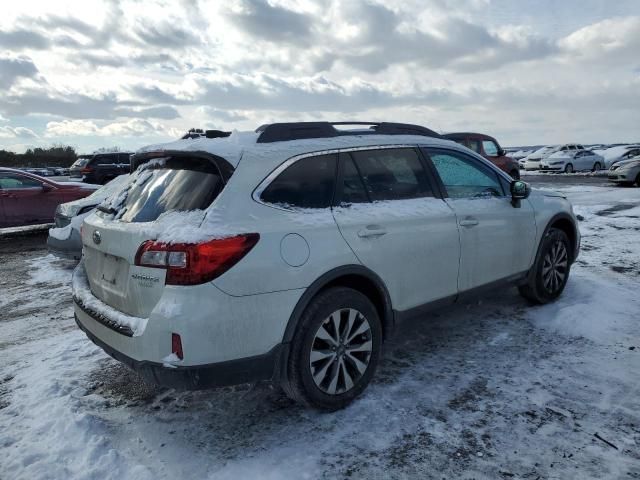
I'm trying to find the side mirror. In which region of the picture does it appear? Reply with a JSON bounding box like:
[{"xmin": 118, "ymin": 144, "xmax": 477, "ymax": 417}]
[
  {"xmin": 510, "ymin": 180, "xmax": 530, "ymax": 207},
  {"xmin": 497, "ymin": 148, "xmax": 506, "ymax": 157}
]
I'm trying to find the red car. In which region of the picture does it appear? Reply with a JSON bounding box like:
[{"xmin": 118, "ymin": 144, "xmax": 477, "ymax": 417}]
[
  {"xmin": 443, "ymin": 132, "xmax": 520, "ymax": 179},
  {"xmin": 0, "ymin": 167, "xmax": 99, "ymax": 228}
]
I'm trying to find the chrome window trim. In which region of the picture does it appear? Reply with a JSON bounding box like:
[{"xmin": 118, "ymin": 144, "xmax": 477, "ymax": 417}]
[{"xmin": 252, "ymin": 144, "xmax": 425, "ymax": 212}]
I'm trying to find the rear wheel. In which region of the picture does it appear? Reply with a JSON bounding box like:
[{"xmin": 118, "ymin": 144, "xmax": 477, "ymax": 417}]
[
  {"xmin": 281, "ymin": 287, "xmax": 382, "ymax": 411},
  {"xmin": 564, "ymin": 163, "xmax": 574, "ymax": 174},
  {"xmin": 592, "ymin": 162, "xmax": 602, "ymax": 172},
  {"xmin": 519, "ymin": 228, "xmax": 572, "ymax": 304}
]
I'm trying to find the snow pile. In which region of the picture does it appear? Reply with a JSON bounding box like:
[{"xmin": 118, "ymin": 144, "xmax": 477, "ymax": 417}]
[
  {"xmin": 527, "ymin": 269, "xmax": 639, "ymax": 345},
  {"xmin": 72, "ymin": 263, "xmax": 147, "ymax": 335}
]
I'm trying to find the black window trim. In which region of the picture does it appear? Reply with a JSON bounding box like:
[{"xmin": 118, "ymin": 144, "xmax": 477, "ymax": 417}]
[
  {"xmin": 420, "ymin": 146, "xmax": 510, "ymax": 198},
  {"xmin": 252, "ymin": 144, "xmax": 437, "ymax": 212}
]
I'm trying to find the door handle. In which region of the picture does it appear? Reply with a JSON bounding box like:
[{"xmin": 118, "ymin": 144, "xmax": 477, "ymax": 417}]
[
  {"xmin": 358, "ymin": 225, "xmax": 387, "ymax": 238},
  {"xmin": 459, "ymin": 217, "xmax": 479, "ymax": 227}
]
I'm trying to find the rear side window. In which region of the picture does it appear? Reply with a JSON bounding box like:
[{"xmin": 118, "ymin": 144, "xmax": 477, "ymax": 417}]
[
  {"xmin": 340, "ymin": 153, "xmax": 369, "ymax": 204},
  {"xmin": 351, "ymin": 148, "xmax": 433, "ymax": 201},
  {"xmin": 260, "ymin": 154, "xmax": 337, "ymax": 209},
  {"xmin": 119, "ymin": 153, "xmax": 131, "ymax": 164},
  {"xmin": 95, "ymin": 155, "xmax": 116, "ymax": 165},
  {"xmin": 113, "ymin": 157, "xmax": 225, "ymax": 223},
  {"xmin": 426, "ymin": 149, "xmax": 504, "ymax": 198}
]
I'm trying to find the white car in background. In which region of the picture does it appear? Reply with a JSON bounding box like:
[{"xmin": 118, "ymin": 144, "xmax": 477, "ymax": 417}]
[
  {"xmin": 540, "ymin": 150, "xmax": 605, "ymax": 173},
  {"xmin": 524, "ymin": 144, "xmax": 585, "ymax": 171},
  {"xmin": 48, "ymin": 174, "xmax": 131, "ymax": 260},
  {"xmin": 598, "ymin": 145, "xmax": 640, "ymax": 168},
  {"xmin": 608, "ymin": 154, "xmax": 640, "ymax": 186}
]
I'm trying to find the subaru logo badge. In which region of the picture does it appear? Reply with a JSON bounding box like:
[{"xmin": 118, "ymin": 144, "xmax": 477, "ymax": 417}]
[{"xmin": 92, "ymin": 230, "xmax": 102, "ymax": 245}]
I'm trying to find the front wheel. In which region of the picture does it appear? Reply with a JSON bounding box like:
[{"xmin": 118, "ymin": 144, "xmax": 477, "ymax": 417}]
[
  {"xmin": 592, "ymin": 162, "xmax": 602, "ymax": 172},
  {"xmin": 281, "ymin": 287, "xmax": 382, "ymax": 411},
  {"xmin": 519, "ymin": 228, "xmax": 572, "ymax": 304},
  {"xmin": 635, "ymin": 173, "xmax": 640, "ymax": 187},
  {"xmin": 564, "ymin": 163, "xmax": 574, "ymax": 174}
]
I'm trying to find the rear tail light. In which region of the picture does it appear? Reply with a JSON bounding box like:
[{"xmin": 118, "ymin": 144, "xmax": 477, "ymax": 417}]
[
  {"xmin": 171, "ymin": 333, "xmax": 184, "ymax": 360},
  {"xmin": 135, "ymin": 234, "xmax": 260, "ymax": 285}
]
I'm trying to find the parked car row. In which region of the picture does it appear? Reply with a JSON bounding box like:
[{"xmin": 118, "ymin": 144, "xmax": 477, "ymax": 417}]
[
  {"xmin": 63, "ymin": 121, "xmax": 581, "ymax": 410},
  {"xmin": 20, "ymin": 166, "xmax": 70, "ymax": 177},
  {"xmin": 517, "ymin": 143, "xmax": 640, "ymax": 173}
]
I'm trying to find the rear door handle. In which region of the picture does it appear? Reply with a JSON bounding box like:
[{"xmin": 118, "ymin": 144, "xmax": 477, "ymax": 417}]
[
  {"xmin": 459, "ymin": 217, "xmax": 479, "ymax": 227},
  {"xmin": 358, "ymin": 225, "xmax": 387, "ymax": 238}
]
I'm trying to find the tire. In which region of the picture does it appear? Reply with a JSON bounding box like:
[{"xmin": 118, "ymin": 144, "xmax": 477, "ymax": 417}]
[
  {"xmin": 564, "ymin": 163, "xmax": 574, "ymax": 174},
  {"xmin": 592, "ymin": 162, "xmax": 602, "ymax": 172},
  {"xmin": 636, "ymin": 173, "xmax": 640, "ymax": 187},
  {"xmin": 519, "ymin": 228, "xmax": 572, "ymax": 304},
  {"xmin": 510, "ymin": 169, "xmax": 520, "ymax": 180},
  {"xmin": 281, "ymin": 287, "xmax": 382, "ymax": 411}
]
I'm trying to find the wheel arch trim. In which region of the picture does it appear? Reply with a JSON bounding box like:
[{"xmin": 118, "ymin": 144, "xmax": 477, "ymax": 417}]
[{"xmin": 281, "ymin": 265, "xmax": 394, "ymax": 345}]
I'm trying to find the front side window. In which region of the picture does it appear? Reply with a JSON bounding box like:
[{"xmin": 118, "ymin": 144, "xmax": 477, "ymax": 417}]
[
  {"xmin": 260, "ymin": 154, "xmax": 337, "ymax": 209},
  {"xmin": 350, "ymin": 148, "xmax": 433, "ymax": 201},
  {"xmin": 426, "ymin": 150, "xmax": 504, "ymax": 199},
  {"xmin": 482, "ymin": 140, "xmax": 499, "ymax": 156},
  {"xmin": 0, "ymin": 174, "xmax": 43, "ymax": 189}
]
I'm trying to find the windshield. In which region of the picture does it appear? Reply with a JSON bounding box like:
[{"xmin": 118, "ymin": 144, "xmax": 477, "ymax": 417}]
[{"xmin": 105, "ymin": 157, "xmax": 225, "ymax": 223}]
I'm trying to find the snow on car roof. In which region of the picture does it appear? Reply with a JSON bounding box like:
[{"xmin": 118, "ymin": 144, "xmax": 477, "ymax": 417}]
[{"xmin": 137, "ymin": 130, "xmax": 459, "ymax": 168}]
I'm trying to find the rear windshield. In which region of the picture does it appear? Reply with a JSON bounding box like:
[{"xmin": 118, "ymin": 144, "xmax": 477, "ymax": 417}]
[
  {"xmin": 109, "ymin": 157, "xmax": 225, "ymax": 223},
  {"xmin": 71, "ymin": 158, "xmax": 90, "ymax": 168}
]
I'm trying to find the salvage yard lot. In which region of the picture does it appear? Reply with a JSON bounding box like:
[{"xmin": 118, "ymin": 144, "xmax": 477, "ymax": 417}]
[{"xmin": 1, "ymin": 178, "xmax": 638, "ymax": 480}]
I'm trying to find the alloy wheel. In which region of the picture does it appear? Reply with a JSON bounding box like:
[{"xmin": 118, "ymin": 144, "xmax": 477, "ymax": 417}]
[
  {"xmin": 309, "ymin": 308, "xmax": 373, "ymax": 395},
  {"xmin": 542, "ymin": 240, "xmax": 568, "ymax": 294}
]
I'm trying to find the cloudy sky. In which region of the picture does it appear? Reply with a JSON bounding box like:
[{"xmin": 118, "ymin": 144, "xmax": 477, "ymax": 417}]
[{"xmin": 0, "ymin": 0, "xmax": 639, "ymax": 153}]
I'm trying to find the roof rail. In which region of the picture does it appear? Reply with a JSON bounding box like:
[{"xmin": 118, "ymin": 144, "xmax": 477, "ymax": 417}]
[{"xmin": 255, "ymin": 121, "xmax": 442, "ymax": 143}]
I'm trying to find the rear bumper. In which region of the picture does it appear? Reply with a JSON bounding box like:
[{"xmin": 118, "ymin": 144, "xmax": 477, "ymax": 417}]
[
  {"xmin": 72, "ymin": 262, "xmax": 302, "ymax": 389},
  {"xmin": 75, "ymin": 314, "xmax": 282, "ymax": 389}
]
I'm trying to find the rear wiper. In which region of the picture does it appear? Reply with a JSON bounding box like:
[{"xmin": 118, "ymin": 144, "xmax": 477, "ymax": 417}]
[{"xmin": 97, "ymin": 205, "xmax": 117, "ymax": 214}]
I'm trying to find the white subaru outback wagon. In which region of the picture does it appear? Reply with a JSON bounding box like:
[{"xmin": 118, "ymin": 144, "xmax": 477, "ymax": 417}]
[{"xmin": 73, "ymin": 122, "xmax": 580, "ymax": 410}]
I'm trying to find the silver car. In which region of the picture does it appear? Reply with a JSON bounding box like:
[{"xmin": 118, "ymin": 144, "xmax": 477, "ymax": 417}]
[
  {"xmin": 72, "ymin": 121, "xmax": 580, "ymax": 410},
  {"xmin": 608, "ymin": 156, "xmax": 640, "ymax": 186}
]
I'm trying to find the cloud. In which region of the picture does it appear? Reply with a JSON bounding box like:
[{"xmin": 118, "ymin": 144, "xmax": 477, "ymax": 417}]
[
  {"xmin": 132, "ymin": 20, "xmax": 202, "ymax": 48},
  {"xmin": 198, "ymin": 107, "xmax": 248, "ymax": 122},
  {"xmin": 0, "ymin": 29, "xmax": 50, "ymax": 50},
  {"xmin": 559, "ymin": 16, "xmax": 640, "ymax": 65},
  {"xmin": 45, "ymin": 119, "xmax": 168, "ymax": 137},
  {"xmin": 226, "ymin": 0, "xmax": 314, "ymax": 45},
  {"xmin": 0, "ymin": 56, "xmax": 40, "ymax": 88},
  {"xmin": 0, "ymin": 126, "xmax": 38, "ymax": 139}
]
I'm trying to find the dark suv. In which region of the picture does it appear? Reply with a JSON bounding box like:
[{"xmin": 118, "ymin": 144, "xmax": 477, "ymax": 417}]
[
  {"xmin": 443, "ymin": 133, "xmax": 520, "ymax": 179},
  {"xmin": 69, "ymin": 152, "xmax": 132, "ymax": 184}
]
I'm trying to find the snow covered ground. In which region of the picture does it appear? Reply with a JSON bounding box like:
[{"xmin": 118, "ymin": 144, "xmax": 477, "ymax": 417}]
[{"xmin": 0, "ymin": 183, "xmax": 638, "ymax": 479}]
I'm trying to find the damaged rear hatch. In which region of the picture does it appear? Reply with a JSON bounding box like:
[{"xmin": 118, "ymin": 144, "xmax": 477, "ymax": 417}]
[{"xmin": 80, "ymin": 151, "xmax": 233, "ymax": 319}]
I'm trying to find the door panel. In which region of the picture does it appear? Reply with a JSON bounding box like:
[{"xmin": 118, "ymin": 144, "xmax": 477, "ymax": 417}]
[
  {"xmin": 0, "ymin": 173, "xmax": 60, "ymax": 226},
  {"xmin": 424, "ymin": 148, "xmax": 536, "ymax": 292},
  {"xmin": 332, "ymin": 150, "xmax": 460, "ymax": 311}
]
